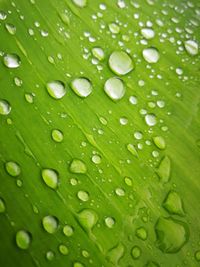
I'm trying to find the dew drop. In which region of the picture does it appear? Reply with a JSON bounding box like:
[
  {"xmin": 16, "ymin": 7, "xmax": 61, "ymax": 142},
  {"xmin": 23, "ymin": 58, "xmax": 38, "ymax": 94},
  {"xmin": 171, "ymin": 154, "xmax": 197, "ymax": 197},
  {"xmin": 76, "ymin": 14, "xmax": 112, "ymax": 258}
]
[
  {"xmin": 104, "ymin": 77, "xmax": 125, "ymax": 101},
  {"xmin": 153, "ymin": 136, "xmax": 166, "ymax": 149},
  {"xmin": 46, "ymin": 80, "xmax": 66, "ymax": 99},
  {"xmin": 16, "ymin": 230, "xmax": 31, "ymax": 250},
  {"xmin": 5, "ymin": 161, "xmax": 21, "ymax": 177},
  {"xmin": 73, "ymin": 262, "xmax": 84, "ymax": 267},
  {"xmin": 106, "ymin": 243, "xmax": 125, "ymax": 265},
  {"xmin": 72, "ymin": 0, "xmax": 87, "ymax": 8},
  {"xmin": 131, "ymin": 246, "xmax": 141, "ymax": 259},
  {"xmin": 46, "ymin": 250, "xmax": 55, "ymax": 261},
  {"xmin": 142, "ymin": 48, "xmax": 160, "ymax": 63},
  {"xmin": 92, "ymin": 47, "xmax": 105, "ymax": 61},
  {"xmin": 184, "ymin": 40, "xmax": 198, "ymax": 56},
  {"xmin": 141, "ymin": 28, "xmax": 155, "ymax": 39},
  {"xmin": 163, "ymin": 191, "xmax": 184, "ymax": 216},
  {"xmin": 145, "ymin": 114, "xmax": 157, "ymax": 126},
  {"xmin": 144, "ymin": 261, "xmax": 160, "ymax": 267},
  {"xmin": 42, "ymin": 215, "xmax": 59, "ymax": 234},
  {"xmin": 51, "ymin": 129, "xmax": 64, "ymax": 143},
  {"xmin": 58, "ymin": 244, "xmax": 69, "ymax": 255},
  {"xmin": 0, "ymin": 99, "xmax": 11, "ymax": 115},
  {"xmin": 195, "ymin": 250, "xmax": 200, "ymax": 262},
  {"xmin": 136, "ymin": 227, "xmax": 147, "ymax": 240},
  {"xmin": 71, "ymin": 78, "xmax": 92, "ymax": 98},
  {"xmin": 91, "ymin": 154, "xmax": 101, "ymax": 164},
  {"xmin": 69, "ymin": 159, "xmax": 87, "ymax": 174},
  {"xmin": 41, "ymin": 168, "xmax": 59, "ymax": 189},
  {"xmin": 77, "ymin": 190, "xmax": 89, "ymax": 202},
  {"xmin": 77, "ymin": 209, "xmax": 98, "ymax": 230},
  {"xmin": 115, "ymin": 188, "xmax": 125, "ymax": 196},
  {"xmin": 105, "ymin": 217, "xmax": 115, "ymax": 228},
  {"xmin": 5, "ymin": 23, "xmax": 16, "ymax": 35},
  {"xmin": 108, "ymin": 51, "xmax": 134, "ymax": 75},
  {"xmin": 3, "ymin": 53, "xmax": 21, "ymax": 68},
  {"xmin": 156, "ymin": 156, "xmax": 171, "ymax": 183},
  {"xmin": 0, "ymin": 10, "xmax": 7, "ymax": 20},
  {"xmin": 127, "ymin": 144, "xmax": 138, "ymax": 157},
  {"xmin": 63, "ymin": 225, "xmax": 74, "ymax": 237},
  {"xmin": 124, "ymin": 176, "xmax": 132, "ymax": 186},
  {"xmin": 0, "ymin": 197, "xmax": 6, "ymax": 213}
]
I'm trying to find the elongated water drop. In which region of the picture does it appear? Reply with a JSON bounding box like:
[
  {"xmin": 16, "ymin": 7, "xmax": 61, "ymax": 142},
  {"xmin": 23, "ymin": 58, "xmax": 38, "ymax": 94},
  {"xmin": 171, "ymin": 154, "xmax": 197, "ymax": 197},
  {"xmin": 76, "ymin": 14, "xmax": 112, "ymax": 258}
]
[
  {"xmin": 184, "ymin": 40, "xmax": 198, "ymax": 56},
  {"xmin": 16, "ymin": 230, "xmax": 31, "ymax": 250},
  {"xmin": 71, "ymin": 78, "xmax": 92, "ymax": 98},
  {"xmin": 5, "ymin": 161, "xmax": 21, "ymax": 177},
  {"xmin": 59, "ymin": 244, "xmax": 69, "ymax": 255},
  {"xmin": 163, "ymin": 191, "xmax": 184, "ymax": 216},
  {"xmin": 3, "ymin": 53, "xmax": 21, "ymax": 68},
  {"xmin": 42, "ymin": 169, "xmax": 59, "ymax": 189},
  {"xmin": 92, "ymin": 47, "xmax": 105, "ymax": 61},
  {"xmin": 104, "ymin": 77, "xmax": 125, "ymax": 101},
  {"xmin": 5, "ymin": 23, "xmax": 16, "ymax": 35},
  {"xmin": 141, "ymin": 28, "xmax": 155, "ymax": 39},
  {"xmin": 42, "ymin": 215, "xmax": 59, "ymax": 234},
  {"xmin": 51, "ymin": 129, "xmax": 63, "ymax": 143},
  {"xmin": 142, "ymin": 48, "xmax": 159, "ymax": 63},
  {"xmin": 156, "ymin": 156, "xmax": 171, "ymax": 183},
  {"xmin": 77, "ymin": 209, "xmax": 98, "ymax": 230},
  {"xmin": 0, "ymin": 99, "xmax": 11, "ymax": 115},
  {"xmin": 153, "ymin": 136, "xmax": 166, "ymax": 149},
  {"xmin": 136, "ymin": 227, "xmax": 147, "ymax": 240},
  {"xmin": 109, "ymin": 51, "xmax": 134, "ymax": 75},
  {"xmin": 63, "ymin": 225, "xmax": 74, "ymax": 237},
  {"xmin": 0, "ymin": 198, "xmax": 6, "ymax": 213},
  {"xmin": 131, "ymin": 246, "xmax": 141, "ymax": 259},
  {"xmin": 46, "ymin": 80, "xmax": 66, "ymax": 99}
]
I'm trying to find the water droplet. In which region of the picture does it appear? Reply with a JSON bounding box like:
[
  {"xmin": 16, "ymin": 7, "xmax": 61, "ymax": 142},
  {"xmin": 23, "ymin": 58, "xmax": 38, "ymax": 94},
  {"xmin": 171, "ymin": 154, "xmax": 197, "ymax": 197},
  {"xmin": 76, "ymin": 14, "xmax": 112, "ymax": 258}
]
[
  {"xmin": 42, "ymin": 215, "xmax": 59, "ymax": 234},
  {"xmin": 153, "ymin": 136, "xmax": 166, "ymax": 149},
  {"xmin": 115, "ymin": 188, "xmax": 125, "ymax": 196},
  {"xmin": 73, "ymin": 262, "xmax": 84, "ymax": 267},
  {"xmin": 3, "ymin": 53, "xmax": 20, "ymax": 70},
  {"xmin": 92, "ymin": 47, "xmax": 105, "ymax": 61},
  {"xmin": 163, "ymin": 191, "xmax": 184, "ymax": 216},
  {"xmin": 25, "ymin": 93, "xmax": 34, "ymax": 104},
  {"xmin": 109, "ymin": 22, "xmax": 120, "ymax": 34},
  {"xmin": 105, "ymin": 217, "xmax": 115, "ymax": 228},
  {"xmin": 58, "ymin": 244, "xmax": 69, "ymax": 255},
  {"xmin": 0, "ymin": 197, "xmax": 6, "ymax": 213},
  {"xmin": 124, "ymin": 176, "xmax": 132, "ymax": 186},
  {"xmin": 69, "ymin": 159, "xmax": 87, "ymax": 174},
  {"xmin": 46, "ymin": 80, "xmax": 66, "ymax": 99},
  {"xmin": 109, "ymin": 51, "xmax": 134, "ymax": 75},
  {"xmin": 127, "ymin": 144, "xmax": 138, "ymax": 157},
  {"xmin": 0, "ymin": 10, "xmax": 7, "ymax": 20},
  {"xmin": 70, "ymin": 78, "xmax": 92, "ymax": 98},
  {"xmin": 155, "ymin": 217, "xmax": 189, "ymax": 253},
  {"xmin": 72, "ymin": 0, "xmax": 87, "ymax": 8},
  {"xmin": 63, "ymin": 225, "xmax": 74, "ymax": 237},
  {"xmin": 142, "ymin": 48, "xmax": 160, "ymax": 63},
  {"xmin": 129, "ymin": 95, "xmax": 137, "ymax": 105},
  {"xmin": 104, "ymin": 77, "xmax": 125, "ymax": 101},
  {"xmin": 5, "ymin": 23, "xmax": 16, "ymax": 35},
  {"xmin": 77, "ymin": 209, "xmax": 98, "ymax": 230},
  {"xmin": 41, "ymin": 169, "xmax": 59, "ymax": 189},
  {"xmin": 51, "ymin": 129, "xmax": 63, "ymax": 143},
  {"xmin": 136, "ymin": 227, "xmax": 147, "ymax": 240},
  {"xmin": 46, "ymin": 250, "xmax": 55, "ymax": 261},
  {"xmin": 16, "ymin": 230, "xmax": 31, "ymax": 250},
  {"xmin": 145, "ymin": 114, "xmax": 157, "ymax": 126},
  {"xmin": 141, "ymin": 28, "xmax": 155, "ymax": 39},
  {"xmin": 131, "ymin": 246, "xmax": 141, "ymax": 260},
  {"xmin": 184, "ymin": 40, "xmax": 198, "ymax": 56},
  {"xmin": 5, "ymin": 161, "xmax": 21, "ymax": 177},
  {"xmin": 119, "ymin": 117, "xmax": 128, "ymax": 125},
  {"xmin": 91, "ymin": 154, "xmax": 101, "ymax": 164},
  {"xmin": 106, "ymin": 243, "xmax": 125, "ymax": 265},
  {"xmin": 134, "ymin": 131, "xmax": 143, "ymax": 140},
  {"xmin": 144, "ymin": 261, "xmax": 160, "ymax": 267},
  {"xmin": 0, "ymin": 99, "xmax": 11, "ymax": 115},
  {"xmin": 156, "ymin": 156, "xmax": 171, "ymax": 183},
  {"xmin": 70, "ymin": 178, "xmax": 78, "ymax": 186},
  {"xmin": 82, "ymin": 250, "xmax": 89, "ymax": 258},
  {"xmin": 195, "ymin": 250, "xmax": 200, "ymax": 261},
  {"xmin": 99, "ymin": 116, "xmax": 107, "ymax": 125},
  {"xmin": 77, "ymin": 190, "xmax": 89, "ymax": 202}
]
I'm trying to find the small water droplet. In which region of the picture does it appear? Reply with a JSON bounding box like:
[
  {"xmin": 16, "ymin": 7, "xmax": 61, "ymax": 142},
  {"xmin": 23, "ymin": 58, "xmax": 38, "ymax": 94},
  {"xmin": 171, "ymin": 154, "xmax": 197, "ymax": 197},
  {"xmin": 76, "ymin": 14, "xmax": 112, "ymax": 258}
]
[
  {"xmin": 82, "ymin": 250, "xmax": 89, "ymax": 258},
  {"xmin": 124, "ymin": 176, "xmax": 132, "ymax": 186},
  {"xmin": 144, "ymin": 261, "xmax": 160, "ymax": 267},
  {"xmin": 109, "ymin": 51, "xmax": 134, "ymax": 75},
  {"xmin": 135, "ymin": 227, "xmax": 147, "ymax": 240},
  {"xmin": 73, "ymin": 262, "xmax": 84, "ymax": 267},
  {"xmin": 92, "ymin": 47, "xmax": 105, "ymax": 61},
  {"xmin": 0, "ymin": 10, "xmax": 7, "ymax": 20},
  {"xmin": 153, "ymin": 136, "xmax": 166, "ymax": 149},
  {"xmin": 16, "ymin": 230, "xmax": 31, "ymax": 250},
  {"xmin": 3, "ymin": 53, "xmax": 21, "ymax": 68},
  {"xmin": 145, "ymin": 114, "xmax": 157, "ymax": 126},
  {"xmin": 91, "ymin": 154, "xmax": 101, "ymax": 164},
  {"xmin": 184, "ymin": 40, "xmax": 198, "ymax": 56},
  {"xmin": 63, "ymin": 225, "xmax": 74, "ymax": 237},
  {"xmin": 129, "ymin": 95, "xmax": 137, "ymax": 105},
  {"xmin": 131, "ymin": 246, "xmax": 141, "ymax": 259},
  {"xmin": 25, "ymin": 93, "xmax": 34, "ymax": 103},
  {"xmin": 69, "ymin": 159, "xmax": 87, "ymax": 174},
  {"xmin": 58, "ymin": 244, "xmax": 69, "ymax": 255},
  {"xmin": 0, "ymin": 99, "xmax": 11, "ymax": 115},
  {"xmin": 142, "ymin": 48, "xmax": 160, "ymax": 63},
  {"xmin": 119, "ymin": 117, "xmax": 128, "ymax": 125},
  {"xmin": 41, "ymin": 169, "xmax": 59, "ymax": 189},
  {"xmin": 115, "ymin": 188, "xmax": 125, "ymax": 196},
  {"xmin": 77, "ymin": 190, "xmax": 89, "ymax": 202},
  {"xmin": 195, "ymin": 250, "xmax": 200, "ymax": 261},
  {"xmin": 127, "ymin": 144, "xmax": 138, "ymax": 157},
  {"xmin": 104, "ymin": 77, "xmax": 125, "ymax": 101},
  {"xmin": 0, "ymin": 197, "xmax": 6, "ymax": 213},
  {"xmin": 46, "ymin": 80, "xmax": 66, "ymax": 99},
  {"xmin": 71, "ymin": 78, "xmax": 92, "ymax": 98},
  {"xmin": 155, "ymin": 217, "xmax": 189, "ymax": 253},
  {"xmin": 51, "ymin": 129, "xmax": 64, "ymax": 143},
  {"xmin": 141, "ymin": 28, "xmax": 155, "ymax": 39},
  {"xmin": 163, "ymin": 191, "xmax": 184, "ymax": 216},
  {"xmin": 46, "ymin": 250, "xmax": 55, "ymax": 261},
  {"xmin": 77, "ymin": 209, "xmax": 98, "ymax": 230},
  {"xmin": 42, "ymin": 215, "xmax": 59, "ymax": 234},
  {"xmin": 5, "ymin": 161, "xmax": 21, "ymax": 177},
  {"xmin": 105, "ymin": 217, "xmax": 115, "ymax": 228},
  {"xmin": 109, "ymin": 22, "xmax": 120, "ymax": 34},
  {"xmin": 5, "ymin": 23, "xmax": 16, "ymax": 35}
]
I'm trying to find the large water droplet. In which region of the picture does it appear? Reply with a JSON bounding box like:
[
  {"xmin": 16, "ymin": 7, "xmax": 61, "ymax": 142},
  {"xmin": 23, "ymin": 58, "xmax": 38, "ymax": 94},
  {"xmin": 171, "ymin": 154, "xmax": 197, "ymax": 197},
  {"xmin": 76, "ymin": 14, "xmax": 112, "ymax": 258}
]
[
  {"xmin": 70, "ymin": 78, "xmax": 92, "ymax": 98},
  {"xmin": 42, "ymin": 169, "xmax": 59, "ymax": 189},
  {"xmin": 0, "ymin": 99, "xmax": 11, "ymax": 115},
  {"xmin": 0, "ymin": 197, "xmax": 6, "ymax": 213},
  {"xmin": 77, "ymin": 209, "xmax": 98, "ymax": 231},
  {"xmin": 141, "ymin": 28, "xmax": 155, "ymax": 39},
  {"xmin": 46, "ymin": 80, "xmax": 66, "ymax": 99},
  {"xmin": 163, "ymin": 191, "xmax": 184, "ymax": 216},
  {"xmin": 109, "ymin": 51, "xmax": 134, "ymax": 75},
  {"xmin": 104, "ymin": 77, "xmax": 125, "ymax": 101},
  {"xmin": 69, "ymin": 159, "xmax": 87, "ymax": 174},
  {"xmin": 3, "ymin": 53, "xmax": 21, "ymax": 68},
  {"xmin": 156, "ymin": 156, "xmax": 171, "ymax": 183},
  {"xmin": 145, "ymin": 114, "xmax": 157, "ymax": 126},
  {"xmin": 106, "ymin": 243, "xmax": 125, "ymax": 265},
  {"xmin": 184, "ymin": 40, "xmax": 198, "ymax": 56},
  {"xmin": 42, "ymin": 215, "xmax": 59, "ymax": 234},
  {"xmin": 142, "ymin": 48, "xmax": 160, "ymax": 63},
  {"xmin": 72, "ymin": 0, "xmax": 87, "ymax": 7},
  {"xmin": 5, "ymin": 161, "xmax": 21, "ymax": 177},
  {"xmin": 16, "ymin": 230, "xmax": 31, "ymax": 250},
  {"xmin": 155, "ymin": 217, "xmax": 189, "ymax": 253}
]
